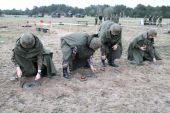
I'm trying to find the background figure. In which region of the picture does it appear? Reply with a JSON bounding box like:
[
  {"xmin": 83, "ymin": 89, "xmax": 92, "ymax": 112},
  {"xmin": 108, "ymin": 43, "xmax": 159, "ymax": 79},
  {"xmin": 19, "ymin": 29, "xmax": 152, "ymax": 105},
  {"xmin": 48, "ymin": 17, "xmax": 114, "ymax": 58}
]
[
  {"xmin": 143, "ymin": 15, "xmax": 148, "ymax": 25},
  {"xmin": 157, "ymin": 16, "xmax": 163, "ymax": 27},
  {"xmin": 149, "ymin": 15, "xmax": 152, "ymax": 25},
  {"xmin": 99, "ymin": 15, "xmax": 103, "ymax": 25},
  {"xmin": 95, "ymin": 15, "xmax": 98, "ymax": 25}
]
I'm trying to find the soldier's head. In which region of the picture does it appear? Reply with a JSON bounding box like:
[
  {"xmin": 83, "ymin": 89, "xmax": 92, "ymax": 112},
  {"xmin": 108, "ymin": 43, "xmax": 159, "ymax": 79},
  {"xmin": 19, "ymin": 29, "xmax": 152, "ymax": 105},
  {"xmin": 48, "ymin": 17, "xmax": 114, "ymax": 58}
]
[
  {"xmin": 20, "ymin": 32, "xmax": 35, "ymax": 48},
  {"xmin": 148, "ymin": 29, "xmax": 157, "ymax": 39},
  {"xmin": 110, "ymin": 23, "xmax": 121, "ymax": 36},
  {"xmin": 89, "ymin": 38, "xmax": 101, "ymax": 50}
]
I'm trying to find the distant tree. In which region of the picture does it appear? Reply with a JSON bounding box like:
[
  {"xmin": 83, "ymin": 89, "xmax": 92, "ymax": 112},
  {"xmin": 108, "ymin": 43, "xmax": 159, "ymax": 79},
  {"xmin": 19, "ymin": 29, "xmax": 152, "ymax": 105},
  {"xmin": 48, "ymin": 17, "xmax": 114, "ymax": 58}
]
[
  {"xmin": 103, "ymin": 6, "xmax": 114, "ymax": 20},
  {"xmin": 134, "ymin": 4, "xmax": 147, "ymax": 17},
  {"xmin": 1, "ymin": 4, "xmax": 170, "ymax": 18},
  {"xmin": 0, "ymin": 9, "xmax": 3, "ymax": 16}
]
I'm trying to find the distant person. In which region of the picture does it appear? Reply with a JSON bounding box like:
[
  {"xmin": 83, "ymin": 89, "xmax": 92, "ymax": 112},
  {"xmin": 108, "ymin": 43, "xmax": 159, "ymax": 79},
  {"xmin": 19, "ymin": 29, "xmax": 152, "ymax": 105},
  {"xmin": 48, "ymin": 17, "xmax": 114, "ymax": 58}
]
[
  {"xmin": 111, "ymin": 14, "xmax": 119, "ymax": 23},
  {"xmin": 127, "ymin": 29, "xmax": 162, "ymax": 65},
  {"xmin": 114, "ymin": 14, "xmax": 119, "ymax": 23},
  {"xmin": 144, "ymin": 15, "xmax": 147, "ymax": 25},
  {"xmin": 98, "ymin": 22, "xmax": 122, "ymax": 67},
  {"xmin": 12, "ymin": 33, "xmax": 58, "ymax": 80},
  {"xmin": 149, "ymin": 15, "xmax": 152, "ymax": 25},
  {"xmin": 61, "ymin": 32, "xmax": 101, "ymax": 80},
  {"xmin": 95, "ymin": 15, "xmax": 98, "ymax": 25},
  {"xmin": 153, "ymin": 16, "xmax": 157, "ymax": 25},
  {"xmin": 99, "ymin": 15, "xmax": 103, "ymax": 25},
  {"xmin": 157, "ymin": 16, "xmax": 163, "ymax": 27}
]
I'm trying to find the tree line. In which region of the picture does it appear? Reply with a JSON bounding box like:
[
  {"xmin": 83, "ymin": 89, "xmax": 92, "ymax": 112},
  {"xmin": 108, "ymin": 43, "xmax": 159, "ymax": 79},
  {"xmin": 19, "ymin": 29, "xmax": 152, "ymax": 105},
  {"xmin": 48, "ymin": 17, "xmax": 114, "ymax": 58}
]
[{"xmin": 0, "ymin": 4, "xmax": 170, "ymax": 18}]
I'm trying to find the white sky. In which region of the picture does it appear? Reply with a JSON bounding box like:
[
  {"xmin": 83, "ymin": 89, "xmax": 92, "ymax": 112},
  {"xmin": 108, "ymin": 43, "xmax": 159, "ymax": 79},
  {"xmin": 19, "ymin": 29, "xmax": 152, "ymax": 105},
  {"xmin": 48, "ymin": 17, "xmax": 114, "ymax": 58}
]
[{"xmin": 0, "ymin": 0, "xmax": 170, "ymax": 10}]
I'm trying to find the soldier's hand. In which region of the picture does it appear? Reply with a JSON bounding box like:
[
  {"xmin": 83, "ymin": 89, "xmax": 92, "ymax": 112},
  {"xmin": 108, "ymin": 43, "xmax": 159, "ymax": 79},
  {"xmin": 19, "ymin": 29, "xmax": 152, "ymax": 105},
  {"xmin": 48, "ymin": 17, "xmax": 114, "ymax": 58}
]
[
  {"xmin": 16, "ymin": 67, "xmax": 22, "ymax": 78},
  {"xmin": 91, "ymin": 66, "xmax": 97, "ymax": 73},
  {"xmin": 153, "ymin": 58, "xmax": 157, "ymax": 63},
  {"xmin": 35, "ymin": 73, "xmax": 41, "ymax": 81},
  {"xmin": 112, "ymin": 44, "xmax": 118, "ymax": 50},
  {"xmin": 140, "ymin": 47, "xmax": 146, "ymax": 51}
]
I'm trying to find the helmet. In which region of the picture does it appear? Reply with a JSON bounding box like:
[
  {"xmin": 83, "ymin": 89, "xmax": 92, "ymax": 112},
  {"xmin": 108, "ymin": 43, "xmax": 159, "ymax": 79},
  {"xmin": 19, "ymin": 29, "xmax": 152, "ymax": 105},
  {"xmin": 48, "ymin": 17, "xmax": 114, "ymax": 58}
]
[
  {"xmin": 148, "ymin": 29, "xmax": 157, "ymax": 36},
  {"xmin": 89, "ymin": 38, "xmax": 101, "ymax": 50},
  {"xmin": 20, "ymin": 33, "xmax": 35, "ymax": 48},
  {"xmin": 110, "ymin": 23, "xmax": 121, "ymax": 34}
]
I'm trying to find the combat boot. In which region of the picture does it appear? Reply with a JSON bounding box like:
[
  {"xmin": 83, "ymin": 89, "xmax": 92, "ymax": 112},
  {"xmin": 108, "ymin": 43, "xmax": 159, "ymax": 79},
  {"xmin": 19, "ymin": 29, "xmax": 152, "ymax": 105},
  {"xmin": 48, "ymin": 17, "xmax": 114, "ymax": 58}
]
[
  {"xmin": 108, "ymin": 60, "xmax": 119, "ymax": 67},
  {"xmin": 63, "ymin": 67, "xmax": 70, "ymax": 79},
  {"xmin": 101, "ymin": 59, "xmax": 106, "ymax": 67}
]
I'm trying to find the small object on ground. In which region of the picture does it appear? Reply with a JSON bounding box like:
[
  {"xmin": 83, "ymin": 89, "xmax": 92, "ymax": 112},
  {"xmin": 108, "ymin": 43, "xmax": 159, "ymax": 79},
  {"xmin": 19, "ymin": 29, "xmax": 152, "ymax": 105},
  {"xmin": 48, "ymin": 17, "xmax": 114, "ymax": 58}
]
[
  {"xmin": 100, "ymin": 67, "xmax": 105, "ymax": 71},
  {"xmin": 85, "ymin": 72, "xmax": 97, "ymax": 78},
  {"xmin": 21, "ymin": 80, "xmax": 41, "ymax": 89},
  {"xmin": 0, "ymin": 26, "xmax": 8, "ymax": 28},
  {"xmin": 19, "ymin": 77, "xmax": 41, "ymax": 89},
  {"xmin": 42, "ymin": 28, "xmax": 49, "ymax": 33},
  {"xmin": 80, "ymin": 75, "xmax": 87, "ymax": 81},
  {"xmin": 21, "ymin": 25, "xmax": 32, "ymax": 27}
]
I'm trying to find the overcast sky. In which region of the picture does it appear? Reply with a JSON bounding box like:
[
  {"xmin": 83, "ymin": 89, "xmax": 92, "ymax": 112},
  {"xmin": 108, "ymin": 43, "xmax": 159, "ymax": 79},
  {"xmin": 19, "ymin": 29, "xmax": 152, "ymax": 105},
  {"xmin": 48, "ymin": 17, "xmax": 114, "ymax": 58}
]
[{"xmin": 0, "ymin": 0, "xmax": 170, "ymax": 10}]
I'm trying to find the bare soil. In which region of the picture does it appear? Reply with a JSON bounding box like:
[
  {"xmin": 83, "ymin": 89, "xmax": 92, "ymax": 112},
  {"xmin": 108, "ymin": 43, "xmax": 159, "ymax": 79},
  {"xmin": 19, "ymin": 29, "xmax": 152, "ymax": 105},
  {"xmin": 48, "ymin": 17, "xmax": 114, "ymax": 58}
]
[{"xmin": 0, "ymin": 17, "xmax": 170, "ymax": 113}]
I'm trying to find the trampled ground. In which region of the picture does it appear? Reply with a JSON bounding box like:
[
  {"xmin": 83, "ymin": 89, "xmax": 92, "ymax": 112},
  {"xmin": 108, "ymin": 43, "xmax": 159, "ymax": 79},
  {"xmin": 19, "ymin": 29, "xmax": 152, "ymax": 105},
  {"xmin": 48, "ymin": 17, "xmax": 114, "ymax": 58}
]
[{"xmin": 0, "ymin": 16, "xmax": 170, "ymax": 113}]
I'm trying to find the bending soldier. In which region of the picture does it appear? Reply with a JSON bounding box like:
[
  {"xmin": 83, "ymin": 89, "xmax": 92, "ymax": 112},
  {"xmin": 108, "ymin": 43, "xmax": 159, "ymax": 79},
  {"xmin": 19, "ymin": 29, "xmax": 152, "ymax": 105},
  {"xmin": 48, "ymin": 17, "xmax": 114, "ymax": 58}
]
[
  {"xmin": 12, "ymin": 33, "xmax": 57, "ymax": 80},
  {"xmin": 61, "ymin": 32, "xmax": 101, "ymax": 79},
  {"xmin": 99, "ymin": 22, "xmax": 122, "ymax": 67}
]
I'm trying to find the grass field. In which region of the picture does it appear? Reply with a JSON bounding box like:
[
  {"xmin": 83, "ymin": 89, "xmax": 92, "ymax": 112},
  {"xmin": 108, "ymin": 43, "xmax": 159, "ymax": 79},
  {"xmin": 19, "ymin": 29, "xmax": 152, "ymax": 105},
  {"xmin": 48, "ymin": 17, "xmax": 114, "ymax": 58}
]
[{"xmin": 0, "ymin": 16, "xmax": 170, "ymax": 113}]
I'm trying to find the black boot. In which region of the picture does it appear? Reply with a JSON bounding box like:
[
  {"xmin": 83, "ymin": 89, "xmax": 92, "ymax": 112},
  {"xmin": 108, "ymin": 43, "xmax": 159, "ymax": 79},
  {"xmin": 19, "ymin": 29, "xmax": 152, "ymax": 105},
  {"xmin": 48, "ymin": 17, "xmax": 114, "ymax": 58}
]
[
  {"xmin": 101, "ymin": 59, "xmax": 106, "ymax": 67},
  {"xmin": 63, "ymin": 67, "xmax": 70, "ymax": 79},
  {"xmin": 108, "ymin": 60, "xmax": 119, "ymax": 67}
]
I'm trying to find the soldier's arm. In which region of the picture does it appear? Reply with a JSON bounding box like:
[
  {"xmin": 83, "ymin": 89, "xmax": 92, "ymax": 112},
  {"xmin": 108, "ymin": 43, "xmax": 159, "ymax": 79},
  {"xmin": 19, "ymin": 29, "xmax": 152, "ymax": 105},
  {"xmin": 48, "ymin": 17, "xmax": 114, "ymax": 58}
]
[
  {"xmin": 11, "ymin": 52, "xmax": 19, "ymax": 67},
  {"xmin": 147, "ymin": 45, "xmax": 155, "ymax": 58},
  {"xmin": 114, "ymin": 31, "xmax": 122, "ymax": 45},
  {"xmin": 101, "ymin": 33, "xmax": 108, "ymax": 55},
  {"xmin": 87, "ymin": 56, "xmax": 95, "ymax": 69},
  {"xmin": 37, "ymin": 53, "xmax": 43, "ymax": 71}
]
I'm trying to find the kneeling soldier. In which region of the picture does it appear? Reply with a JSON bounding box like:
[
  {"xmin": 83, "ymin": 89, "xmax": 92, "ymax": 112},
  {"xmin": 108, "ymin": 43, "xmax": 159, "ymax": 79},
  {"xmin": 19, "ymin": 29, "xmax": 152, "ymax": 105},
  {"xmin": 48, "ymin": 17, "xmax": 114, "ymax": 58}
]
[
  {"xmin": 128, "ymin": 29, "xmax": 162, "ymax": 65},
  {"xmin": 12, "ymin": 32, "xmax": 57, "ymax": 80}
]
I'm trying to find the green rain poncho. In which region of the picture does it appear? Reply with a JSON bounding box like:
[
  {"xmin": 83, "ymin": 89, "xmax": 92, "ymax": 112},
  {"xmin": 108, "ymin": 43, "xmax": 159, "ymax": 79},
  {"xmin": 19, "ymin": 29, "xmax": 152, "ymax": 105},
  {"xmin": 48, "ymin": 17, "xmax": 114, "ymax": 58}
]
[{"xmin": 12, "ymin": 35, "xmax": 57, "ymax": 76}]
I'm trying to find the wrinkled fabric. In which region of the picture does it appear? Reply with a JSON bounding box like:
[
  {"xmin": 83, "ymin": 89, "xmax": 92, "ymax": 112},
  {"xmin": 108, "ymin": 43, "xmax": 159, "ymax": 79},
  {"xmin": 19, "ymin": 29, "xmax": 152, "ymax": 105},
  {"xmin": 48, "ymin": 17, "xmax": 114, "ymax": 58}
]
[
  {"xmin": 61, "ymin": 32, "xmax": 95, "ymax": 70},
  {"xmin": 12, "ymin": 35, "xmax": 57, "ymax": 76},
  {"xmin": 98, "ymin": 21, "xmax": 122, "ymax": 62},
  {"xmin": 128, "ymin": 32, "xmax": 162, "ymax": 64},
  {"xmin": 98, "ymin": 20, "xmax": 114, "ymax": 37}
]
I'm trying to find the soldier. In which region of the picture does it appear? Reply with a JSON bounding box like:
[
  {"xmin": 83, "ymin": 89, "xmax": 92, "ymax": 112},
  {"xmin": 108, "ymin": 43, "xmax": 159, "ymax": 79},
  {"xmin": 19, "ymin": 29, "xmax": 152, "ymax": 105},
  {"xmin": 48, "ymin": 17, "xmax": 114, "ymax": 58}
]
[
  {"xmin": 144, "ymin": 15, "xmax": 147, "ymax": 25},
  {"xmin": 157, "ymin": 16, "xmax": 163, "ymax": 27},
  {"xmin": 95, "ymin": 15, "xmax": 98, "ymax": 25},
  {"xmin": 99, "ymin": 22, "xmax": 122, "ymax": 67},
  {"xmin": 115, "ymin": 14, "xmax": 119, "ymax": 23},
  {"xmin": 99, "ymin": 15, "xmax": 103, "ymax": 25},
  {"xmin": 149, "ymin": 15, "xmax": 152, "ymax": 25},
  {"xmin": 11, "ymin": 33, "xmax": 57, "ymax": 80},
  {"xmin": 127, "ymin": 29, "xmax": 162, "ymax": 65},
  {"xmin": 61, "ymin": 32, "xmax": 101, "ymax": 79}
]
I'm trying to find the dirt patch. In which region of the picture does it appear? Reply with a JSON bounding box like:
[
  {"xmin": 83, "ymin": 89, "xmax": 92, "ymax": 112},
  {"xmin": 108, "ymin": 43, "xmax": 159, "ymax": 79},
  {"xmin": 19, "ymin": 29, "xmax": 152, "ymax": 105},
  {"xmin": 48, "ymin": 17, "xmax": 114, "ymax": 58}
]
[{"xmin": 0, "ymin": 17, "xmax": 170, "ymax": 113}]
